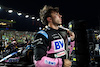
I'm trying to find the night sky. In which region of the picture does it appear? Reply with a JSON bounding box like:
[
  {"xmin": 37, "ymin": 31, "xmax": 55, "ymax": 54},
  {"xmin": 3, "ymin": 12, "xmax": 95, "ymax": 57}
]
[{"xmin": 0, "ymin": 0, "xmax": 99, "ymax": 31}]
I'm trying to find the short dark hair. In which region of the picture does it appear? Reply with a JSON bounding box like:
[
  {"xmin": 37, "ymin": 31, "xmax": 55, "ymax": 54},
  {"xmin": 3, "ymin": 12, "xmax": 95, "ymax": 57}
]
[{"xmin": 40, "ymin": 5, "xmax": 59, "ymax": 25}]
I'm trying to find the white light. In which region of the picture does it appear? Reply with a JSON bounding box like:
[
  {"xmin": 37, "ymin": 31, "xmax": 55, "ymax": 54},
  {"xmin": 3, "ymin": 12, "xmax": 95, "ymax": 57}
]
[
  {"xmin": 11, "ymin": 20, "xmax": 13, "ymax": 22},
  {"xmin": 39, "ymin": 27, "xmax": 42, "ymax": 30},
  {"xmin": 8, "ymin": 10, "xmax": 13, "ymax": 13},
  {"xmin": 31, "ymin": 17, "xmax": 35, "ymax": 19},
  {"xmin": 25, "ymin": 15, "xmax": 29, "ymax": 18},
  {"xmin": 37, "ymin": 18, "xmax": 40, "ymax": 21},
  {"xmin": 45, "ymin": 25, "xmax": 48, "ymax": 28},
  {"xmin": 0, "ymin": 7, "xmax": 1, "ymax": 9},
  {"xmin": 94, "ymin": 31, "xmax": 97, "ymax": 32},
  {"xmin": 17, "ymin": 12, "xmax": 22, "ymax": 16}
]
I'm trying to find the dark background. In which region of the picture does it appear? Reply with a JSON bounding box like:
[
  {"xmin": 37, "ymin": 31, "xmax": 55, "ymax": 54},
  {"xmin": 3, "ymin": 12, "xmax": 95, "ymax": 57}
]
[{"xmin": 0, "ymin": 0, "xmax": 100, "ymax": 31}]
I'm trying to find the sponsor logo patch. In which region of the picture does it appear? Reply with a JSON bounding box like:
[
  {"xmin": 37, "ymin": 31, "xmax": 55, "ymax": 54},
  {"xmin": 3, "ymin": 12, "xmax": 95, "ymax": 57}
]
[
  {"xmin": 54, "ymin": 50, "xmax": 66, "ymax": 58},
  {"xmin": 53, "ymin": 39, "xmax": 65, "ymax": 52},
  {"xmin": 45, "ymin": 59, "xmax": 56, "ymax": 65}
]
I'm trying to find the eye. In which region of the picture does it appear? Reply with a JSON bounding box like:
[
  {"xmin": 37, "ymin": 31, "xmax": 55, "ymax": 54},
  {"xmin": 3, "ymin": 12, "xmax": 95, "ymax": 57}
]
[{"xmin": 55, "ymin": 13, "xmax": 58, "ymax": 15}]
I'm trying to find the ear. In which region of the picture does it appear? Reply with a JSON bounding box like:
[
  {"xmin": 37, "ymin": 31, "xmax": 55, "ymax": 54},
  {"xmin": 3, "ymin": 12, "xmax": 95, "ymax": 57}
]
[{"xmin": 47, "ymin": 17, "xmax": 52, "ymax": 22}]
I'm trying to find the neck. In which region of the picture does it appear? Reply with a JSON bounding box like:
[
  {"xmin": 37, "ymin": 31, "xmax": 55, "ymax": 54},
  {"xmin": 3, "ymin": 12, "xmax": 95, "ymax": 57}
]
[{"xmin": 48, "ymin": 22, "xmax": 59, "ymax": 30}]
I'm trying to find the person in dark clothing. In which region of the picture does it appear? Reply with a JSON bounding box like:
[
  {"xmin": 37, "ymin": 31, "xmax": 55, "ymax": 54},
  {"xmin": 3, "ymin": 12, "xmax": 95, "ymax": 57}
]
[{"xmin": 34, "ymin": 5, "xmax": 75, "ymax": 67}]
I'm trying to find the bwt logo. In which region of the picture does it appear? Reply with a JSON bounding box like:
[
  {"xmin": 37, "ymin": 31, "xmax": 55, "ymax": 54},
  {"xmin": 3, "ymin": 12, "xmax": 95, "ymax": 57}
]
[
  {"xmin": 45, "ymin": 60, "xmax": 56, "ymax": 65},
  {"xmin": 54, "ymin": 39, "xmax": 64, "ymax": 51}
]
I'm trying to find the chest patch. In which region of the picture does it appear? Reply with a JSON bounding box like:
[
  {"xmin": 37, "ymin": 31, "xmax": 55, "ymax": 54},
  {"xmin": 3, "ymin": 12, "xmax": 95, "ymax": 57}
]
[{"xmin": 52, "ymin": 39, "xmax": 65, "ymax": 52}]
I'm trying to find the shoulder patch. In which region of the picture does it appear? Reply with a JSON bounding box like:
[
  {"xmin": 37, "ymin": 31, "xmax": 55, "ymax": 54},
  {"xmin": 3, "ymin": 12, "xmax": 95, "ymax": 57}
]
[{"xmin": 37, "ymin": 30, "xmax": 48, "ymax": 39}]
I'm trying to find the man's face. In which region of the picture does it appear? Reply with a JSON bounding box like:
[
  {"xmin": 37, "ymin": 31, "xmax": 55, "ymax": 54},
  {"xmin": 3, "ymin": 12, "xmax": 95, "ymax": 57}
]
[{"xmin": 51, "ymin": 11, "xmax": 62, "ymax": 25}]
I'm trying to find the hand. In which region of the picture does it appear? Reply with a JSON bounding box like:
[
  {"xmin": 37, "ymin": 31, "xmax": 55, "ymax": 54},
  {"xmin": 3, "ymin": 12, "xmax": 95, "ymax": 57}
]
[
  {"xmin": 64, "ymin": 59, "xmax": 72, "ymax": 67},
  {"xmin": 70, "ymin": 32, "xmax": 75, "ymax": 41}
]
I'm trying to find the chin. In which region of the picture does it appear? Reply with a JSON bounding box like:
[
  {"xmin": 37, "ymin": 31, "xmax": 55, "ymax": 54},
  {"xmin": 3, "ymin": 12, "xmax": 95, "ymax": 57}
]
[{"xmin": 59, "ymin": 22, "xmax": 62, "ymax": 25}]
